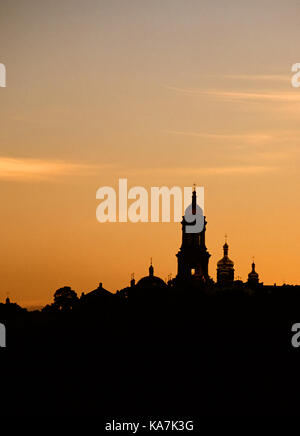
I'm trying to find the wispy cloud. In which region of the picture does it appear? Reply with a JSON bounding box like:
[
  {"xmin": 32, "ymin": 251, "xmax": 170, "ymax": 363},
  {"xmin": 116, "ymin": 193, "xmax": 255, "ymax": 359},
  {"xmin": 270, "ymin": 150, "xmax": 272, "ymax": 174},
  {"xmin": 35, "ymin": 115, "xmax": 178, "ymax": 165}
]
[
  {"xmin": 191, "ymin": 165, "xmax": 277, "ymax": 175},
  {"xmin": 165, "ymin": 129, "xmax": 300, "ymax": 149},
  {"xmin": 179, "ymin": 74, "xmax": 290, "ymax": 83},
  {"xmin": 202, "ymin": 90, "xmax": 300, "ymax": 103},
  {"xmin": 0, "ymin": 157, "xmax": 103, "ymax": 181},
  {"xmin": 165, "ymin": 130, "xmax": 273, "ymax": 145},
  {"xmin": 165, "ymin": 85, "xmax": 300, "ymax": 103},
  {"xmin": 221, "ymin": 74, "xmax": 289, "ymax": 82},
  {"xmin": 126, "ymin": 165, "xmax": 277, "ymax": 176}
]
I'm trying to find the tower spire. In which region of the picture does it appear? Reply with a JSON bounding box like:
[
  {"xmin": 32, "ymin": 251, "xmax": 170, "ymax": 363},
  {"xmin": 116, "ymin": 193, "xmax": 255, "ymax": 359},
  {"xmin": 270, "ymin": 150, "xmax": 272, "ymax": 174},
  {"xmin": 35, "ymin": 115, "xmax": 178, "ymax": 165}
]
[
  {"xmin": 192, "ymin": 184, "xmax": 196, "ymax": 214},
  {"xmin": 223, "ymin": 235, "xmax": 229, "ymax": 256}
]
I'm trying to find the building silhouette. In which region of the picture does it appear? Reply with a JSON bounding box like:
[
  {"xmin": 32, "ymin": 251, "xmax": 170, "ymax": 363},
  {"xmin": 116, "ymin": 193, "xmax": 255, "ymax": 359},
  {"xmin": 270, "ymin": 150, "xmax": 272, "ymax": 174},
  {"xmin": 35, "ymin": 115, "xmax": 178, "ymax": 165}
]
[
  {"xmin": 116, "ymin": 187, "xmax": 264, "ymax": 297},
  {"xmin": 2, "ymin": 186, "xmax": 288, "ymax": 309},
  {"xmin": 176, "ymin": 187, "xmax": 211, "ymax": 284}
]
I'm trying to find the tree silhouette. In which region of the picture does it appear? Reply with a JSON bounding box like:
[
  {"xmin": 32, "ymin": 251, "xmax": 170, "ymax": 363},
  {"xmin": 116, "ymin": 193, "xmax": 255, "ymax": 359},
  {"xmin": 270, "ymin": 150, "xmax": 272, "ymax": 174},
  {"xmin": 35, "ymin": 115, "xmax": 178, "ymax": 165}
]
[{"xmin": 53, "ymin": 286, "xmax": 78, "ymax": 311}]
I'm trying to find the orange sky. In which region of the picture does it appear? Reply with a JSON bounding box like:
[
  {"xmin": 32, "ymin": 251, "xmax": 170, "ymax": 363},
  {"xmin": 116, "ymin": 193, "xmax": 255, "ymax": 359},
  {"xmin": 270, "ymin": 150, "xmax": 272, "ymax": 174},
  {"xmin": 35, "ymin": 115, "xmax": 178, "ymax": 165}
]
[{"xmin": 0, "ymin": 0, "xmax": 300, "ymax": 306}]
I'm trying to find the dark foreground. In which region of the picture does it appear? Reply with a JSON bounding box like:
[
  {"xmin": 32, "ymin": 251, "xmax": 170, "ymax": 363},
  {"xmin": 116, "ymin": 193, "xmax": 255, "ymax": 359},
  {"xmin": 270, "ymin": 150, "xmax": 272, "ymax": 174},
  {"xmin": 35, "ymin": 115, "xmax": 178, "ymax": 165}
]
[{"xmin": 1, "ymin": 288, "xmax": 300, "ymax": 417}]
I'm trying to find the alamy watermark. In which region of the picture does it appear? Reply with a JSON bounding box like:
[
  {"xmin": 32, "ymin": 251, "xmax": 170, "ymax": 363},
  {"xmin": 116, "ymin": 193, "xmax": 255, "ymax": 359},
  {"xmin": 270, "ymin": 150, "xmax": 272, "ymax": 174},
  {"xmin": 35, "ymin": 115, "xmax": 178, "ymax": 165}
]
[
  {"xmin": 291, "ymin": 63, "xmax": 300, "ymax": 88},
  {"xmin": 0, "ymin": 323, "xmax": 6, "ymax": 347},
  {"xmin": 0, "ymin": 63, "xmax": 6, "ymax": 87},
  {"xmin": 96, "ymin": 179, "xmax": 204, "ymax": 233}
]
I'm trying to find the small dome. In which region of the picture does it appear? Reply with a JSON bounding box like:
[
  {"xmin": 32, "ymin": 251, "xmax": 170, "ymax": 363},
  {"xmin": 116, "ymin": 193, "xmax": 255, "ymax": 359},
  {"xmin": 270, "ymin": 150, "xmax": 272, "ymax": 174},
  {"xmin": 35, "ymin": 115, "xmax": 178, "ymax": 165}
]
[
  {"xmin": 248, "ymin": 262, "xmax": 259, "ymax": 283},
  {"xmin": 217, "ymin": 239, "xmax": 235, "ymax": 284},
  {"xmin": 217, "ymin": 257, "xmax": 234, "ymax": 267},
  {"xmin": 136, "ymin": 262, "xmax": 166, "ymax": 288},
  {"xmin": 217, "ymin": 239, "xmax": 234, "ymax": 267},
  {"xmin": 248, "ymin": 271, "xmax": 258, "ymax": 279},
  {"xmin": 136, "ymin": 275, "xmax": 166, "ymax": 288}
]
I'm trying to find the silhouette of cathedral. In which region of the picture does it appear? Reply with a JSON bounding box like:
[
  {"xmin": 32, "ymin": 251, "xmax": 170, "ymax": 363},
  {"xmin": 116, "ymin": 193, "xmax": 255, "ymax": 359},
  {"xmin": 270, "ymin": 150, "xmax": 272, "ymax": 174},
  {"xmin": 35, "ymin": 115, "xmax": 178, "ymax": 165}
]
[
  {"xmin": 114, "ymin": 186, "xmax": 266, "ymax": 298},
  {"xmin": 1, "ymin": 186, "xmax": 290, "ymax": 309}
]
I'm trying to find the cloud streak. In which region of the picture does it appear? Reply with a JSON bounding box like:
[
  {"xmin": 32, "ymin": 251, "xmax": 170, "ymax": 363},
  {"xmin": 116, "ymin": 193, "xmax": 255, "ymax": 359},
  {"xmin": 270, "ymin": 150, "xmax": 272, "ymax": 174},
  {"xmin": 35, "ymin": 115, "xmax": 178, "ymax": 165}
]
[
  {"xmin": 165, "ymin": 86, "xmax": 300, "ymax": 103},
  {"xmin": 126, "ymin": 165, "xmax": 277, "ymax": 176},
  {"xmin": 0, "ymin": 157, "xmax": 102, "ymax": 181},
  {"xmin": 165, "ymin": 130, "xmax": 273, "ymax": 145},
  {"xmin": 221, "ymin": 74, "xmax": 290, "ymax": 82}
]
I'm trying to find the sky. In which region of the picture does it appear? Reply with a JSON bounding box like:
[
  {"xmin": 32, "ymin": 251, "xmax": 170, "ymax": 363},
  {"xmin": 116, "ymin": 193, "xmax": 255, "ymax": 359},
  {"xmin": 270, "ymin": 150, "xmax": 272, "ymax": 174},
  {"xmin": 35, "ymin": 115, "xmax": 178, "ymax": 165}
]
[{"xmin": 0, "ymin": 0, "xmax": 300, "ymax": 306}]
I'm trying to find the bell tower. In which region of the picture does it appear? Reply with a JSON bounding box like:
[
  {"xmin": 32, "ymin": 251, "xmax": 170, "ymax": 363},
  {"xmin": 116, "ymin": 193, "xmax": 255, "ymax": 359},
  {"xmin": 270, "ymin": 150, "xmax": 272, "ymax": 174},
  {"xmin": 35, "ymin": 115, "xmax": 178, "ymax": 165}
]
[{"xmin": 176, "ymin": 187, "xmax": 211, "ymax": 282}]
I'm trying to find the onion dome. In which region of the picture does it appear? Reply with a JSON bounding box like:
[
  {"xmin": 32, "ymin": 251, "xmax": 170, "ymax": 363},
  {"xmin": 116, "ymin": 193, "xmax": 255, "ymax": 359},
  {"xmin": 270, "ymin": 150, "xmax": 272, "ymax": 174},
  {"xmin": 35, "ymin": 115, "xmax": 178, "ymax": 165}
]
[
  {"xmin": 217, "ymin": 239, "xmax": 234, "ymax": 284},
  {"xmin": 217, "ymin": 242, "xmax": 234, "ymax": 268},
  {"xmin": 248, "ymin": 261, "xmax": 259, "ymax": 284}
]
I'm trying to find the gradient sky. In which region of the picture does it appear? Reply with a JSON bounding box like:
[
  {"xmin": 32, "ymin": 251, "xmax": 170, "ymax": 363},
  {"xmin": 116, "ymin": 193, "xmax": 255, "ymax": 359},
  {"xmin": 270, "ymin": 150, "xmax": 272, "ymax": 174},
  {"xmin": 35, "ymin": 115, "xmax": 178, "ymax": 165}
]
[{"xmin": 0, "ymin": 0, "xmax": 300, "ymax": 306}]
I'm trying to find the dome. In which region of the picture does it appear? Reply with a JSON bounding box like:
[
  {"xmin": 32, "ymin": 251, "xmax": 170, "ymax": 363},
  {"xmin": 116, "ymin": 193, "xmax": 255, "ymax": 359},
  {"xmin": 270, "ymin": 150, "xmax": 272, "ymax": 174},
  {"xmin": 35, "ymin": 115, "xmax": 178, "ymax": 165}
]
[
  {"xmin": 248, "ymin": 262, "xmax": 259, "ymax": 283},
  {"xmin": 217, "ymin": 257, "xmax": 234, "ymax": 267},
  {"xmin": 136, "ymin": 275, "xmax": 166, "ymax": 288},
  {"xmin": 217, "ymin": 243, "xmax": 234, "ymax": 267},
  {"xmin": 136, "ymin": 262, "xmax": 166, "ymax": 288},
  {"xmin": 248, "ymin": 271, "xmax": 258, "ymax": 279},
  {"xmin": 217, "ymin": 239, "xmax": 235, "ymax": 284}
]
